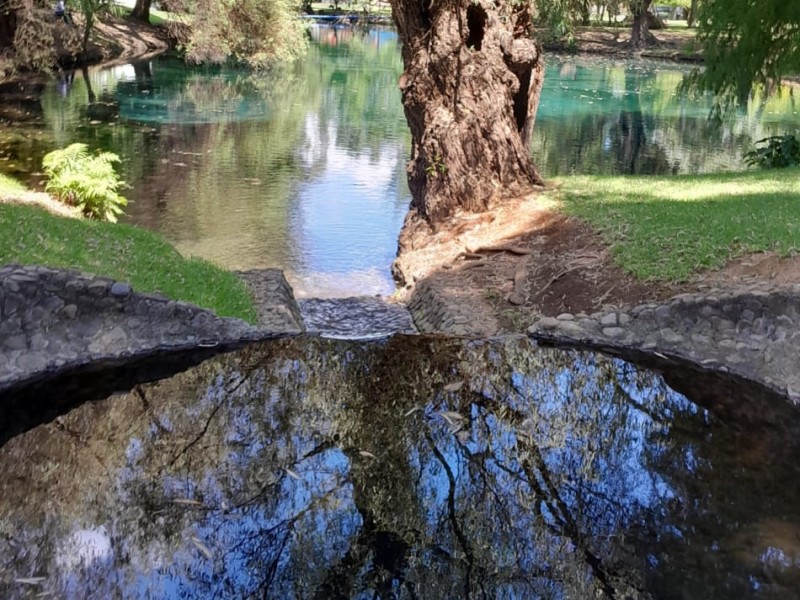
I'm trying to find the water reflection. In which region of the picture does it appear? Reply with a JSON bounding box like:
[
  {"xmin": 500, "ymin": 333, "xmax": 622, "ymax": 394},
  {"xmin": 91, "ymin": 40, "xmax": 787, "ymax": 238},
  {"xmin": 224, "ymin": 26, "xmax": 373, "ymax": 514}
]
[
  {"xmin": 1, "ymin": 336, "xmax": 799, "ymax": 598},
  {"xmin": 0, "ymin": 28, "xmax": 797, "ymax": 295}
]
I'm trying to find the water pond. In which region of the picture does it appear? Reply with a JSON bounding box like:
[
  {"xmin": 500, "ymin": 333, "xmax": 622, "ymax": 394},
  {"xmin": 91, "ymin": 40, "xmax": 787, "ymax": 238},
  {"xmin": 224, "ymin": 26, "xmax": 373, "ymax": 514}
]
[
  {"xmin": 1, "ymin": 336, "xmax": 799, "ymax": 598},
  {"xmin": 0, "ymin": 26, "xmax": 797, "ymax": 296}
]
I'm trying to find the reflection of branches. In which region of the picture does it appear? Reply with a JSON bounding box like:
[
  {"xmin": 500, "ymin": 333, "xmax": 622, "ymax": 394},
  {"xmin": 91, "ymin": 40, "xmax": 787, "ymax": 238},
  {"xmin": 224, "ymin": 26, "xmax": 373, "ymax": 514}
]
[
  {"xmin": 467, "ymin": 387, "xmax": 629, "ymax": 599},
  {"xmin": 425, "ymin": 430, "xmax": 486, "ymax": 600},
  {"xmin": 169, "ymin": 375, "xmax": 249, "ymax": 467}
]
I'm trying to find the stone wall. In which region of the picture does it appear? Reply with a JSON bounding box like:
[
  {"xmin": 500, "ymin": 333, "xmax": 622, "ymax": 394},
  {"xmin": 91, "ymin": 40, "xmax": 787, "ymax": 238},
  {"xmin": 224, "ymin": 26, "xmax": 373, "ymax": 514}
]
[
  {"xmin": 0, "ymin": 265, "xmax": 288, "ymax": 395},
  {"xmin": 528, "ymin": 285, "xmax": 800, "ymax": 402}
]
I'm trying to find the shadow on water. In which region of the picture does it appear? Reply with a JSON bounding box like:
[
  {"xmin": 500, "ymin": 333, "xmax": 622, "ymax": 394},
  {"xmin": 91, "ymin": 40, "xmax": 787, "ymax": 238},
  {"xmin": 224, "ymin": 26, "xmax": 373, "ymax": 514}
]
[{"xmin": 1, "ymin": 335, "xmax": 799, "ymax": 598}]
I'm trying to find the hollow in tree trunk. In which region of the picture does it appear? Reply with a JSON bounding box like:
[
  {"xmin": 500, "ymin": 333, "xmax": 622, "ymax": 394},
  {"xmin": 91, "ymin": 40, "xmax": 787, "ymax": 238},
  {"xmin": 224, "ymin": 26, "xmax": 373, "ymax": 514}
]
[
  {"xmin": 629, "ymin": 0, "xmax": 656, "ymax": 50},
  {"xmin": 390, "ymin": 0, "xmax": 545, "ymax": 251}
]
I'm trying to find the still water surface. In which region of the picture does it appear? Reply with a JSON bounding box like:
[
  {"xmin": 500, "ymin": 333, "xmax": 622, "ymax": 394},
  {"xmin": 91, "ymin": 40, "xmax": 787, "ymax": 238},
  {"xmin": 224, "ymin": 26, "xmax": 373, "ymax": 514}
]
[
  {"xmin": 0, "ymin": 25, "xmax": 797, "ymax": 295},
  {"xmin": 1, "ymin": 336, "xmax": 798, "ymax": 598}
]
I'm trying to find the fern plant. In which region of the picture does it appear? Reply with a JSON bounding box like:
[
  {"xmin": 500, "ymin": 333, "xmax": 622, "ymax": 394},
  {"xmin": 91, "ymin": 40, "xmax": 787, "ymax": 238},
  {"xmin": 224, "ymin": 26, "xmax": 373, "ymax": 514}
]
[
  {"xmin": 743, "ymin": 135, "xmax": 800, "ymax": 169},
  {"xmin": 42, "ymin": 143, "xmax": 128, "ymax": 222}
]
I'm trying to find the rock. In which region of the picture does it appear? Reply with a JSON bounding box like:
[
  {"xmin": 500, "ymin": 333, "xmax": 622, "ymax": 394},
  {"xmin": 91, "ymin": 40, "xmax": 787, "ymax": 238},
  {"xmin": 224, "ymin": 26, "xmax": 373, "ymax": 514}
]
[
  {"xmin": 110, "ymin": 282, "xmax": 132, "ymax": 297},
  {"xmin": 556, "ymin": 313, "xmax": 575, "ymax": 321},
  {"xmin": 599, "ymin": 313, "xmax": 618, "ymax": 327},
  {"xmin": 601, "ymin": 327, "xmax": 626, "ymax": 339}
]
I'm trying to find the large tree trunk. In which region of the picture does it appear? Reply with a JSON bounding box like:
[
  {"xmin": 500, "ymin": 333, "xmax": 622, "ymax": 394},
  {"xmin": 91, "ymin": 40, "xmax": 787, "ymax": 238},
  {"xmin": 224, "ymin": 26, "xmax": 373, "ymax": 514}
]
[
  {"xmin": 391, "ymin": 0, "xmax": 544, "ymax": 248},
  {"xmin": 130, "ymin": 0, "xmax": 152, "ymax": 23},
  {"xmin": 629, "ymin": 0, "xmax": 655, "ymax": 50}
]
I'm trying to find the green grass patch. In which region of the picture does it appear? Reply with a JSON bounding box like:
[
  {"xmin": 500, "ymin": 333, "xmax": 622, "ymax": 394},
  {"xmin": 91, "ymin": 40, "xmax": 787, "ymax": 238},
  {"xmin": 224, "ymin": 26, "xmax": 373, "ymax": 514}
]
[
  {"xmin": 0, "ymin": 172, "xmax": 27, "ymax": 195},
  {"xmin": 553, "ymin": 168, "xmax": 800, "ymax": 281},
  {"xmin": 0, "ymin": 202, "xmax": 256, "ymax": 322}
]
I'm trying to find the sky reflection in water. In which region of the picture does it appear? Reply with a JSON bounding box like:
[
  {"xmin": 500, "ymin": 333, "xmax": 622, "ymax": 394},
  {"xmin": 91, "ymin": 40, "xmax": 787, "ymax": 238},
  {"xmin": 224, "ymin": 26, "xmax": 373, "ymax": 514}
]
[
  {"xmin": 1, "ymin": 336, "xmax": 799, "ymax": 598},
  {"xmin": 1, "ymin": 25, "xmax": 797, "ymax": 296}
]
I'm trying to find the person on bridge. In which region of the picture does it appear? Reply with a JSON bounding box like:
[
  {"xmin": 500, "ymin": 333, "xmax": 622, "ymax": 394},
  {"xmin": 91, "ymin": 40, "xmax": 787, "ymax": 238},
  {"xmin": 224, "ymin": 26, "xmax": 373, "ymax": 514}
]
[{"xmin": 54, "ymin": 0, "xmax": 74, "ymax": 25}]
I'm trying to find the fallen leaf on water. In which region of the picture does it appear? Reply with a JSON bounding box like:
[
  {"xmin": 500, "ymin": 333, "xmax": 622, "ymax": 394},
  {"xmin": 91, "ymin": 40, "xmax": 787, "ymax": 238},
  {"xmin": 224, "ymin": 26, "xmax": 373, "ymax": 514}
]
[
  {"xmin": 443, "ymin": 381, "xmax": 464, "ymax": 392},
  {"xmin": 403, "ymin": 406, "xmax": 421, "ymax": 417},
  {"xmin": 285, "ymin": 468, "xmax": 301, "ymax": 480},
  {"xmin": 359, "ymin": 451, "xmax": 376, "ymax": 459},
  {"xmin": 173, "ymin": 498, "xmax": 203, "ymax": 506},
  {"xmin": 436, "ymin": 411, "xmax": 465, "ymax": 427},
  {"xmin": 14, "ymin": 577, "xmax": 46, "ymax": 585},
  {"xmin": 190, "ymin": 536, "xmax": 213, "ymax": 560}
]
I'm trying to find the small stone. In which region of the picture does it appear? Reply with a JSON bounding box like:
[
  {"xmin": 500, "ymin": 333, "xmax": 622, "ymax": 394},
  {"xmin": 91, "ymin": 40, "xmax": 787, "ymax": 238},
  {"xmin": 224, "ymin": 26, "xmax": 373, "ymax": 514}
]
[
  {"xmin": 654, "ymin": 305, "xmax": 672, "ymax": 321},
  {"xmin": 559, "ymin": 322, "xmax": 585, "ymax": 336},
  {"xmin": 3, "ymin": 334, "xmax": 27, "ymax": 351},
  {"xmin": 660, "ymin": 328, "xmax": 684, "ymax": 344},
  {"xmin": 61, "ymin": 304, "xmax": 78, "ymax": 319},
  {"xmin": 16, "ymin": 353, "xmax": 47, "ymax": 372},
  {"xmin": 110, "ymin": 282, "xmax": 132, "ymax": 297},
  {"xmin": 87, "ymin": 280, "xmax": 109, "ymax": 297},
  {"xmin": 618, "ymin": 313, "xmax": 631, "ymax": 326},
  {"xmin": 601, "ymin": 327, "xmax": 626, "ymax": 339},
  {"xmin": 556, "ymin": 313, "xmax": 575, "ymax": 321},
  {"xmin": 2, "ymin": 279, "xmax": 19, "ymax": 293},
  {"xmin": 600, "ymin": 313, "xmax": 618, "ymax": 327},
  {"xmin": 535, "ymin": 317, "xmax": 560, "ymax": 330},
  {"xmin": 690, "ymin": 334, "xmax": 711, "ymax": 345},
  {"xmin": 3, "ymin": 295, "xmax": 21, "ymax": 317},
  {"xmin": 740, "ymin": 309, "xmax": 755, "ymax": 323}
]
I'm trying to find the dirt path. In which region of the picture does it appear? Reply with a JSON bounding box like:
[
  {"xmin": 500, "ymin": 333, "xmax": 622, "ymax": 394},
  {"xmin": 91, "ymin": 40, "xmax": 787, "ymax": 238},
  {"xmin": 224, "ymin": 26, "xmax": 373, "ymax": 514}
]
[{"xmin": 396, "ymin": 194, "xmax": 800, "ymax": 335}]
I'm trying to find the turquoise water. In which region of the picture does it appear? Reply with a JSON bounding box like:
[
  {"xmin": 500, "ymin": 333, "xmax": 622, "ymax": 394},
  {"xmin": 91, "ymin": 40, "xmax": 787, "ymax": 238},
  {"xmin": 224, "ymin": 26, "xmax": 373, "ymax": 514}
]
[{"xmin": 0, "ymin": 25, "xmax": 797, "ymax": 295}]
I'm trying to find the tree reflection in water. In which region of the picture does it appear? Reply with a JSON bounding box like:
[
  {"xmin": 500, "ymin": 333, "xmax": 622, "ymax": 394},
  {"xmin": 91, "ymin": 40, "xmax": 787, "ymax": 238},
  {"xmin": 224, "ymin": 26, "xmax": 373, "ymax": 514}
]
[{"xmin": 1, "ymin": 336, "xmax": 799, "ymax": 599}]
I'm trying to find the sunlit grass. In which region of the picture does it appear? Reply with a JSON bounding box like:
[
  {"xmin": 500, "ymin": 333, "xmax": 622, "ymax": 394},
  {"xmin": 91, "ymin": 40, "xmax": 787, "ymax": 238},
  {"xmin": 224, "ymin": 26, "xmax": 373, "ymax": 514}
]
[
  {"xmin": 0, "ymin": 175, "xmax": 256, "ymax": 322},
  {"xmin": 551, "ymin": 168, "xmax": 800, "ymax": 281},
  {"xmin": 0, "ymin": 172, "xmax": 26, "ymax": 195}
]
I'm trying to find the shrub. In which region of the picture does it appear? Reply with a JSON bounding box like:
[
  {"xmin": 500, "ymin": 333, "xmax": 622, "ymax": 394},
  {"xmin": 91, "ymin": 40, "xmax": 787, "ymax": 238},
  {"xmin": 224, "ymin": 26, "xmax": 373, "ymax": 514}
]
[
  {"xmin": 42, "ymin": 143, "xmax": 128, "ymax": 222},
  {"xmin": 743, "ymin": 135, "xmax": 800, "ymax": 169}
]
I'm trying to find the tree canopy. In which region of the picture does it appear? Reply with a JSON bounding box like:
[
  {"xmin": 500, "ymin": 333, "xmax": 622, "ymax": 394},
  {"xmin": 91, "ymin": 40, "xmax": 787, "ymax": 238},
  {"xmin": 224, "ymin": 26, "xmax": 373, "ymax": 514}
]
[{"xmin": 698, "ymin": 0, "xmax": 800, "ymax": 99}]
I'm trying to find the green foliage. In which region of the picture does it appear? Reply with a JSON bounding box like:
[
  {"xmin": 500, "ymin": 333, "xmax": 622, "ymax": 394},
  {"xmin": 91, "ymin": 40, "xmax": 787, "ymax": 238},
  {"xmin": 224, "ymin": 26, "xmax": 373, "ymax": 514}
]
[
  {"xmin": 744, "ymin": 136, "xmax": 800, "ymax": 170},
  {"xmin": 697, "ymin": 0, "xmax": 800, "ymax": 101},
  {"xmin": 173, "ymin": 0, "xmax": 307, "ymax": 68},
  {"xmin": 0, "ymin": 172, "xmax": 27, "ymax": 195},
  {"xmin": 76, "ymin": 0, "xmax": 119, "ymax": 52},
  {"xmin": 42, "ymin": 143, "xmax": 128, "ymax": 222},
  {"xmin": 0, "ymin": 203, "xmax": 257, "ymax": 321},
  {"xmin": 554, "ymin": 169, "xmax": 800, "ymax": 280}
]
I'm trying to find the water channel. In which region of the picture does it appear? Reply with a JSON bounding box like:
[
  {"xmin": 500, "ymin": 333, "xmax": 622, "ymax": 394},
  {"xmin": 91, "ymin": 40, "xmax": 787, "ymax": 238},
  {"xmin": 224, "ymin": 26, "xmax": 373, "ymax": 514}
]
[
  {"xmin": 1, "ymin": 336, "xmax": 799, "ymax": 598},
  {"xmin": 0, "ymin": 25, "xmax": 797, "ymax": 296}
]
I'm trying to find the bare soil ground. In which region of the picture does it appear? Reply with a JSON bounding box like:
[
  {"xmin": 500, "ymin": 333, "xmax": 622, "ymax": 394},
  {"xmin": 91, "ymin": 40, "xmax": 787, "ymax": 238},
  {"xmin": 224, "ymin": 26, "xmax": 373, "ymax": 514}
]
[
  {"xmin": 541, "ymin": 26, "xmax": 702, "ymax": 62},
  {"xmin": 395, "ymin": 194, "xmax": 800, "ymax": 334}
]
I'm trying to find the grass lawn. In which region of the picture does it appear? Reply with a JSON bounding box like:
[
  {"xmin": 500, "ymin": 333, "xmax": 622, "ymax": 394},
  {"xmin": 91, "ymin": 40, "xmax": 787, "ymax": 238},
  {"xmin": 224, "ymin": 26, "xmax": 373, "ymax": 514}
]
[
  {"xmin": 0, "ymin": 172, "xmax": 26, "ymax": 195},
  {"xmin": 553, "ymin": 168, "xmax": 800, "ymax": 281},
  {"xmin": 0, "ymin": 181, "xmax": 256, "ymax": 322}
]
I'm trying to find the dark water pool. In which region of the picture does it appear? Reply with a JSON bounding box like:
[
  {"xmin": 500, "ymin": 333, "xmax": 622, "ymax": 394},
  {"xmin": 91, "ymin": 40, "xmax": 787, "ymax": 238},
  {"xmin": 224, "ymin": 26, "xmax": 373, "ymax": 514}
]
[
  {"xmin": 1, "ymin": 336, "xmax": 798, "ymax": 598},
  {"xmin": 0, "ymin": 26, "xmax": 797, "ymax": 296}
]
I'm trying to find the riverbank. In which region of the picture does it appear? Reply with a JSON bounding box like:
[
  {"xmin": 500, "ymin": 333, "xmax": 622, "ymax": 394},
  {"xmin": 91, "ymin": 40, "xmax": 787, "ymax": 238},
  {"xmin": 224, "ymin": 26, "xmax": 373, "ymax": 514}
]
[
  {"xmin": 0, "ymin": 10, "xmax": 171, "ymax": 82},
  {"xmin": 540, "ymin": 25, "xmax": 702, "ymax": 62},
  {"xmin": 398, "ymin": 169, "xmax": 800, "ymax": 335},
  {"xmin": 0, "ymin": 174, "xmax": 256, "ymax": 322}
]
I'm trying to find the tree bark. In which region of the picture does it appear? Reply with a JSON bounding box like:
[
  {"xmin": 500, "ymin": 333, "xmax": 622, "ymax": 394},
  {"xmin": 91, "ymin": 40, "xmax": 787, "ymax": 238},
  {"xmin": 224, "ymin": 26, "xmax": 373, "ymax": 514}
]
[
  {"xmin": 0, "ymin": 0, "xmax": 17, "ymax": 50},
  {"xmin": 391, "ymin": 0, "xmax": 544, "ymax": 247},
  {"xmin": 130, "ymin": 0, "xmax": 152, "ymax": 23},
  {"xmin": 687, "ymin": 0, "xmax": 698, "ymax": 28},
  {"xmin": 629, "ymin": 0, "xmax": 655, "ymax": 50}
]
